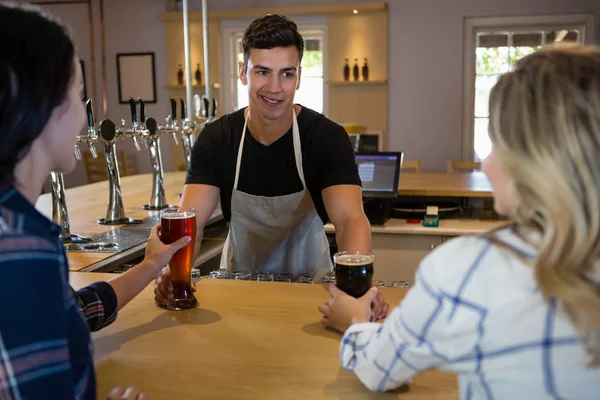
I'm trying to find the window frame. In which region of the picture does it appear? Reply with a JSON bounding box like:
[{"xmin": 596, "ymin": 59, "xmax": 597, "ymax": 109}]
[
  {"xmin": 220, "ymin": 16, "xmax": 328, "ymax": 115},
  {"xmin": 462, "ymin": 14, "xmax": 595, "ymax": 161}
]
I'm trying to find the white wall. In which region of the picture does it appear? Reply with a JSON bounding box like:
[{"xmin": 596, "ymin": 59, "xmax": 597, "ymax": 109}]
[
  {"xmin": 388, "ymin": 0, "xmax": 600, "ymax": 171},
  {"xmin": 34, "ymin": 0, "xmax": 600, "ymax": 187}
]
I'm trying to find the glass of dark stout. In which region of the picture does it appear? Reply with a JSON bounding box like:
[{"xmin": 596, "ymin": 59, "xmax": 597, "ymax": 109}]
[
  {"xmin": 160, "ymin": 207, "xmax": 198, "ymax": 310},
  {"xmin": 333, "ymin": 252, "xmax": 374, "ymax": 298}
]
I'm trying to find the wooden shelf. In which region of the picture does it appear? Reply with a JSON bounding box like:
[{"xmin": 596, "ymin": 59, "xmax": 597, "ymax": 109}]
[
  {"xmin": 328, "ymin": 80, "xmax": 387, "ymax": 86},
  {"xmin": 165, "ymin": 84, "xmax": 220, "ymax": 90},
  {"xmin": 157, "ymin": 2, "xmax": 387, "ymax": 22}
]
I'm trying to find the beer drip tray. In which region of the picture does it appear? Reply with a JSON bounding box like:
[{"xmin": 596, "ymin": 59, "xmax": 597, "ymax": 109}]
[
  {"xmin": 64, "ymin": 207, "xmax": 224, "ymax": 253},
  {"xmin": 65, "ymin": 217, "xmax": 157, "ymax": 253}
]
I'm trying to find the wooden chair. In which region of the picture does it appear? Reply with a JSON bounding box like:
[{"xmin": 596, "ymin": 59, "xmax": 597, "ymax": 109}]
[
  {"xmin": 447, "ymin": 160, "xmax": 481, "ymax": 172},
  {"xmin": 125, "ymin": 153, "xmax": 139, "ymax": 176},
  {"xmin": 83, "ymin": 151, "xmax": 136, "ymax": 183},
  {"xmin": 401, "ymin": 160, "xmax": 422, "ymax": 172}
]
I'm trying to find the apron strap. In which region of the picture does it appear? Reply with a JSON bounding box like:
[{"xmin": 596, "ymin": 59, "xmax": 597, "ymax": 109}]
[
  {"xmin": 291, "ymin": 109, "xmax": 306, "ymax": 188},
  {"xmin": 233, "ymin": 115, "xmax": 248, "ymax": 189},
  {"xmin": 234, "ymin": 108, "xmax": 306, "ymax": 190}
]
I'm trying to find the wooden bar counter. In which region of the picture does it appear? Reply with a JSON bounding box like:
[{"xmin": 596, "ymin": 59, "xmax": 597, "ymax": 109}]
[
  {"xmin": 399, "ymin": 171, "xmax": 493, "ymax": 198},
  {"xmin": 71, "ymin": 273, "xmax": 458, "ymax": 400},
  {"xmin": 33, "ymin": 170, "xmax": 490, "ymax": 274}
]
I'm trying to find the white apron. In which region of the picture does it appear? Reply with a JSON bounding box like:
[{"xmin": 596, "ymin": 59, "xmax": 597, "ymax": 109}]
[{"xmin": 219, "ymin": 109, "xmax": 333, "ymax": 282}]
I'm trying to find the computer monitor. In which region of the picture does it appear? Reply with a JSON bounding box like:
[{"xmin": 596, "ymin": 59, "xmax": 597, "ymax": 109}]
[{"xmin": 355, "ymin": 152, "xmax": 403, "ymax": 199}]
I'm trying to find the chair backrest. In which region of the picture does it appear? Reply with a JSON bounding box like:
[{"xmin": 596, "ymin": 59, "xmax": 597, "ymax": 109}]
[
  {"xmin": 125, "ymin": 153, "xmax": 139, "ymax": 176},
  {"xmin": 401, "ymin": 159, "xmax": 422, "ymax": 172},
  {"xmin": 447, "ymin": 160, "xmax": 481, "ymax": 172},
  {"xmin": 83, "ymin": 151, "xmax": 129, "ymax": 184}
]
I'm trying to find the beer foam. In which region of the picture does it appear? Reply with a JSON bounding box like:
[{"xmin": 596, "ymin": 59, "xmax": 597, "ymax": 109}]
[
  {"xmin": 335, "ymin": 254, "xmax": 373, "ymax": 266},
  {"xmin": 161, "ymin": 212, "xmax": 195, "ymax": 219}
]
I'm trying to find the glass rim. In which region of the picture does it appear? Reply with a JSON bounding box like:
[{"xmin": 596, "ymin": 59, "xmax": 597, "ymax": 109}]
[
  {"xmin": 160, "ymin": 206, "xmax": 195, "ymax": 218},
  {"xmin": 333, "ymin": 251, "xmax": 374, "ymax": 260}
]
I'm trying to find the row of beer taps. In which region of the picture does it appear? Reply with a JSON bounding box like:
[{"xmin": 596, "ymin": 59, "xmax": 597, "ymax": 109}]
[{"xmin": 50, "ymin": 94, "xmax": 216, "ymax": 244}]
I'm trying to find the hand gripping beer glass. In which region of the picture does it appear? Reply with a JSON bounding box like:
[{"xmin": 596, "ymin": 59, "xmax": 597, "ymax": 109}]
[
  {"xmin": 160, "ymin": 207, "xmax": 198, "ymax": 310},
  {"xmin": 333, "ymin": 251, "xmax": 374, "ymax": 298}
]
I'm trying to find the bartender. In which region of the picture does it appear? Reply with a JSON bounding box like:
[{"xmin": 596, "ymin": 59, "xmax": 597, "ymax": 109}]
[{"xmin": 154, "ymin": 14, "xmax": 389, "ymax": 319}]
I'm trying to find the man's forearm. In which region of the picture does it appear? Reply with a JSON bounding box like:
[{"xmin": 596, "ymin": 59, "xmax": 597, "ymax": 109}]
[
  {"xmin": 335, "ymin": 215, "xmax": 372, "ymax": 253},
  {"xmin": 192, "ymin": 229, "xmax": 205, "ymax": 264}
]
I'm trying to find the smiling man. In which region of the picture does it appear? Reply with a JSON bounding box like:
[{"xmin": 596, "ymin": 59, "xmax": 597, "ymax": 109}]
[{"xmin": 154, "ymin": 14, "xmax": 388, "ymax": 319}]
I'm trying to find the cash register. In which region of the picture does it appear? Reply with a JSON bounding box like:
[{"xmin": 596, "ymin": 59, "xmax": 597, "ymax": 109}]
[{"xmin": 356, "ymin": 151, "xmax": 403, "ymax": 225}]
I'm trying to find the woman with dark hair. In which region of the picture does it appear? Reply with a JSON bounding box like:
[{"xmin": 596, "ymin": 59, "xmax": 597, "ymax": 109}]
[{"xmin": 0, "ymin": 3, "xmax": 190, "ymax": 399}]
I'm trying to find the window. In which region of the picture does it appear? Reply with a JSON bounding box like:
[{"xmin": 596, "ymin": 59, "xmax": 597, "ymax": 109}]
[
  {"xmin": 220, "ymin": 18, "xmax": 327, "ymax": 115},
  {"xmin": 463, "ymin": 15, "xmax": 594, "ymax": 161}
]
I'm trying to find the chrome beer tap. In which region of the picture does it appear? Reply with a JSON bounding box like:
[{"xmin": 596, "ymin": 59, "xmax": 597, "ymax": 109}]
[
  {"xmin": 156, "ymin": 97, "xmax": 181, "ymax": 146},
  {"xmin": 178, "ymin": 97, "xmax": 198, "ymax": 169},
  {"xmin": 136, "ymin": 98, "xmax": 175, "ymax": 210},
  {"xmin": 49, "ymin": 99, "xmax": 98, "ymax": 243},
  {"xmin": 177, "ymin": 94, "xmax": 217, "ymax": 170},
  {"xmin": 117, "ymin": 97, "xmax": 144, "ymax": 151},
  {"xmin": 202, "ymin": 95, "xmax": 218, "ymax": 124},
  {"xmin": 96, "ymin": 101, "xmax": 143, "ymax": 225}
]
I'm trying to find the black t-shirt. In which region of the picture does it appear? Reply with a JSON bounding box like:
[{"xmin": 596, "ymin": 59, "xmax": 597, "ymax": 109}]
[{"xmin": 185, "ymin": 105, "xmax": 361, "ymax": 224}]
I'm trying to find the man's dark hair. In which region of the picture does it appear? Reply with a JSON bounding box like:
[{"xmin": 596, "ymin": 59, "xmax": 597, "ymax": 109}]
[
  {"xmin": 0, "ymin": 3, "xmax": 76, "ymax": 184},
  {"xmin": 241, "ymin": 14, "xmax": 304, "ymax": 71}
]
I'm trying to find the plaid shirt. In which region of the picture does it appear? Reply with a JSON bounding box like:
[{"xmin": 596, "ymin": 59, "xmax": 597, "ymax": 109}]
[
  {"xmin": 0, "ymin": 185, "xmax": 118, "ymax": 400},
  {"xmin": 341, "ymin": 228, "xmax": 600, "ymax": 399}
]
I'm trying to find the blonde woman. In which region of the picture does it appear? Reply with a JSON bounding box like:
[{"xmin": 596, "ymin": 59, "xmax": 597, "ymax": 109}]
[{"xmin": 318, "ymin": 44, "xmax": 600, "ymax": 398}]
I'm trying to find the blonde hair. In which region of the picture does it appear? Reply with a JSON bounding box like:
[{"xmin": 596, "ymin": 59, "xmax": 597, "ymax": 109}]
[{"xmin": 488, "ymin": 43, "xmax": 600, "ymax": 366}]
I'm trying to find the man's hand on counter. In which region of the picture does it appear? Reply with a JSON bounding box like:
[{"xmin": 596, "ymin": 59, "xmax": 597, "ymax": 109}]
[
  {"xmin": 371, "ymin": 288, "xmax": 390, "ymax": 321},
  {"xmin": 318, "ymin": 284, "xmax": 391, "ymax": 333},
  {"xmin": 153, "ymin": 267, "xmax": 197, "ymax": 307}
]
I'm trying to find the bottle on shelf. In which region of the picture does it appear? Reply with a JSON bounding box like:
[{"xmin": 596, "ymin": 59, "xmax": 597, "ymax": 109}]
[
  {"xmin": 362, "ymin": 58, "xmax": 369, "ymax": 81},
  {"xmin": 194, "ymin": 63, "xmax": 202, "ymax": 85},
  {"xmin": 353, "ymin": 58, "xmax": 359, "ymax": 81},
  {"xmin": 343, "ymin": 58, "xmax": 350, "ymax": 81},
  {"xmin": 177, "ymin": 64, "xmax": 184, "ymax": 85}
]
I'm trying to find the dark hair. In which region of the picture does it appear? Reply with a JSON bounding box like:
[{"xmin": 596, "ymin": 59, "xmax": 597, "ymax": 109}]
[
  {"xmin": 241, "ymin": 14, "xmax": 304, "ymax": 71},
  {"xmin": 0, "ymin": 2, "xmax": 76, "ymax": 184}
]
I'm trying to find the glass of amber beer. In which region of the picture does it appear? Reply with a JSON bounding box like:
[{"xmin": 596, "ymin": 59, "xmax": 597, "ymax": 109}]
[
  {"xmin": 160, "ymin": 207, "xmax": 197, "ymax": 310},
  {"xmin": 333, "ymin": 252, "xmax": 374, "ymax": 298}
]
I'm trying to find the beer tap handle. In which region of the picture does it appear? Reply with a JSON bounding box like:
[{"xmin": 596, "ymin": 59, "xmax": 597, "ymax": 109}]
[
  {"xmin": 99, "ymin": 119, "xmax": 117, "ymax": 142},
  {"xmin": 88, "ymin": 141, "xmax": 98, "ymax": 158},
  {"xmin": 73, "ymin": 144, "xmax": 82, "ymax": 160},
  {"xmin": 193, "ymin": 94, "xmax": 201, "ymax": 119},
  {"xmin": 170, "ymin": 97, "xmax": 177, "ymax": 127},
  {"xmin": 146, "ymin": 117, "xmax": 158, "ymax": 135},
  {"xmin": 202, "ymin": 96, "xmax": 209, "ymax": 119},
  {"xmin": 211, "ymin": 98, "xmax": 217, "ymax": 119},
  {"xmin": 138, "ymin": 98, "xmax": 146, "ymax": 130},
  {"xmin": 180, "ymin": 98, "xmax": 186, "ymax": 122},
  {"xmin": 85, "ymin": 99, "xmax": 95, "ymax": 136},
  {"xmin": 172, "ymin": 131, "xmax": 179, "ymax": 145},
  {"xmin": 128, "ymin": 97, "xmax": 138, "ymax": 131}
]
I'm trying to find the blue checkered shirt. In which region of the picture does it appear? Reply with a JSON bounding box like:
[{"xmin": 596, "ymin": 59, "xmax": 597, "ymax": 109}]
[
  {"xmin": 341, "ymin": 228, "xmax": 600, "ymax": 399},
  {"xmin": 0, "ymin": 186, "xmax": 118, "ymax": 399}
]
